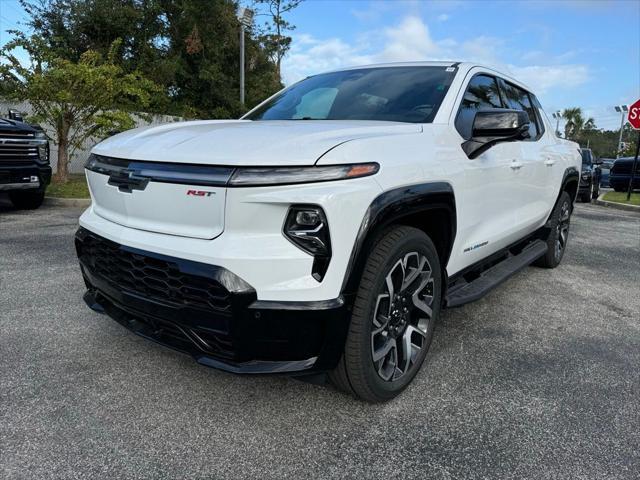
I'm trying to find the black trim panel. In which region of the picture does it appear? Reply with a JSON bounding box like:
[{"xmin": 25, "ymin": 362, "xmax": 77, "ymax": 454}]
[
  {"xmin": 561, "ymin": 166, "xmax": 579, "ymax": 202},
  {"xmin": 340, "ymin": 182, "xmax": 456, "ymax": 295},
  {"xmin": 250, "ymin": 297, "xmax": 345, "ymax": 311},
  {"xmin": 87, "ymin": 154, "xmax": 379, "ymax": 189},
  {"xmin": 86, "ymin": 154, "xmax": 235, "ymax": 188},
  {"xmin": 76, "ymin": 228, "xmax": 349, "ymax": 374}
]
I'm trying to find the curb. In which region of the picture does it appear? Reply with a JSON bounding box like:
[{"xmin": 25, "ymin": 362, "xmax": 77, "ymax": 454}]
[
  {"xmin": 595, "ymin": 193, "xmax": 640, "ymax": 213},
  {"xmin": 45, "ymin": 197, "xmax": 91, "ymax": 208}
]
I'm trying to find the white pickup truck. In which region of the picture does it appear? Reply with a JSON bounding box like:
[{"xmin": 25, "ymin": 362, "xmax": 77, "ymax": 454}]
[{"xmin": 76, "ymin": 62, "xmax": 581, "ymax": 402}]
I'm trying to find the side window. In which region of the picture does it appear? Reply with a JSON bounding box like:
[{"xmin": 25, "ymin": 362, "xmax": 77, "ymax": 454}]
[
  {"xmin": 530, "ymin": 94, "xmax": 546, "ymax": 136},
  {"xmin": 455, "ymin": 74, "xmax": 504, "ymax": 139},
  {"xmin": 499, "ymin": 80, "xmax": 540, "ymax": 140}
]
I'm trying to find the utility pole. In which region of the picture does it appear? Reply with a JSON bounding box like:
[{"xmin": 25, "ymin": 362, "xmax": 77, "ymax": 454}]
[
  {"xmin": 238, "ymin": 8, "xmax": 254, "ymax": 107},
  {"xmin": 614, "ymin": 105, "xmax": 629, "ymax": 158},
  {"xmin": 552, "ymin": 111, "xmax": 562, "ymax": 136}
]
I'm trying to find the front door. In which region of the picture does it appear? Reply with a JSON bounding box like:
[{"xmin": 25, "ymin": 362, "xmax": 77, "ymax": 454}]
[{"xmin": 447, "ymin": 73, "xmax": 526, "ymax": 274}]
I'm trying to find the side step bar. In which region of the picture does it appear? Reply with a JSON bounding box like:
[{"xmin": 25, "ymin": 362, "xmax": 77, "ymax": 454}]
[{"xmin": 445, "ymin": 240, "xmax": 548, "ymax": 308}]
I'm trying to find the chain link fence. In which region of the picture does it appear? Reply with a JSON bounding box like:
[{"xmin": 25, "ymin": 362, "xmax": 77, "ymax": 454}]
[{"xmin": 0, "ymin": 99, "xmax": 183, "ymax": 174}]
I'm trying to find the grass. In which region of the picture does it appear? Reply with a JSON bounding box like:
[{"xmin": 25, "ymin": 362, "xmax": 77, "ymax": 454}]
[
  {"xmin": 47, "ymin": 174, "xmax": 90, "ymax": 198},
  {"xmin": 602, "ymin": 191, "xmax": 640, "ymax": 206}
]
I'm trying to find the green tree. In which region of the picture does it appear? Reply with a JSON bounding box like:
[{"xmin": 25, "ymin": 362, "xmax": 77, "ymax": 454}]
[
  {"xmin": 16, "ymin": 0, "xmax": 169, "ymax": 110},
  {"xmin": 158, "ymin": 0, "xmax": 281, "ymax": 118},
  {"xmin": 0, "ymin": 37, "xmax": 159, "ymax": 181},
  {"xmin": 15, "ymin": 0, "xmax": 287, "ymax": 117},
  {"xmin": 253, "ymin": 0, "xmax": 303, "ymax": 82},
  {"xmin": 561, "ymin": 106, "xmax": 596, "ymax": 142}
]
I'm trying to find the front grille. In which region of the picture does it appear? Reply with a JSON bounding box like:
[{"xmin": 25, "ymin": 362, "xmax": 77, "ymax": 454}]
[
  {"xmin": 0, "ymin": 129, "xmax": 35, "ymax": 139},
  {"xmin": 0, "ymin": 142, "xmax": 39, "ymax": 163},
  {"xmin": 77, "ymin": 231, "xmax": 232, "ymax": 314}
]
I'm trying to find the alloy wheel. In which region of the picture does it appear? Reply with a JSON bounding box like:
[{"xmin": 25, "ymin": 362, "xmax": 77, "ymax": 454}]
[
  {"xmin": 555, "ymin": 201, "xmax": 570, "ymax": 260},
  {"xmin": 371, "ymin": 252, "xmax": 434, "ymax": 382}
]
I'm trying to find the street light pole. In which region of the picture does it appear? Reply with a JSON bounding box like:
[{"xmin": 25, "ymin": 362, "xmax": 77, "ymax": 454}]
[
  {"xmin": 240, "ymin": 23, "xmax": 245, "ymax": 106},
  {"xmin": 552, "ymin": 111, "xmax": 562, "ymax": 136},
  {"xmin": 615, "ymin": 105, "xmax": 629, "ymax": 158},
  {"xmin": 238, "ymin": 8, "xmax": 254, "ymax": 108}
]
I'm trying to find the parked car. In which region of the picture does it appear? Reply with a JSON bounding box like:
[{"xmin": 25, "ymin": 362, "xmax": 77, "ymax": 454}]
[
  {"xmin": 598, "ymin": 158, "xmax": 615, "ymax": 188},
  {"xmin": 76, "ymin": 62, "xmax": 581, "ymax": 402},
  {"xmin": 0, "ymin": 111, "xmax": 51, "ymax": 209},
  {"xmin": 578, "ymin": 148, "xmax": 600, "ymax": 202},
  {"xmin": 609, "ymin": 157, "xmax": 640, "ymax": 192}
]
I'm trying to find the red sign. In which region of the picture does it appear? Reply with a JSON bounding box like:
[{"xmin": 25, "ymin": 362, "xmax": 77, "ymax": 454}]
[{"xmin": 629, "ymin": 99, "xmax": 640, "ymax": 130}]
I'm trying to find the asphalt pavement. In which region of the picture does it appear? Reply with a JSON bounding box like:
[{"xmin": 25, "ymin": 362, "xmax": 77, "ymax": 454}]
[{"xmin": 1, "ymin": 197, "xmax": 639, "ymax": 479}]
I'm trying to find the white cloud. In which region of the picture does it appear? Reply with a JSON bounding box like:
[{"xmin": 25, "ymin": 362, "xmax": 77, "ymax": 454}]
[
  {"xmin": 508, "ymin": 64, "xmax": 590, "ymax": 94},
  {"xmin": 437, "ymin": 13, "xmax": 450, "ymax": 22},
  {"xmin": 376, "ymin": 16, "xmax": 441, "ymax": 62},
  {"xmin": 281, "ymin": 15, "xmax": 590, "ymax": 98}
]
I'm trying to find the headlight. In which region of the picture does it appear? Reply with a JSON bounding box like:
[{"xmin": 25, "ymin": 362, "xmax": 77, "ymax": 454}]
[
  {"xmin": 284, "ymin": 205, "xmax": 331, "ymax": 281},
  {"xmin": 581, "ymin": 173, "xmax": 590, "ymax": 181},
  {"xmin": 37, "ymin": 143, "xmax": 49, "ymax": 163},
  {"xmin": 228, "ymin": 163, "xmax": 379, "ymax": 187}
]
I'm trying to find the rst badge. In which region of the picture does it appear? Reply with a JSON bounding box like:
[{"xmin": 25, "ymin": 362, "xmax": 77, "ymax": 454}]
[{"xmin": 186, "ymin": 190, "xmax": 216, "ymax": 197}]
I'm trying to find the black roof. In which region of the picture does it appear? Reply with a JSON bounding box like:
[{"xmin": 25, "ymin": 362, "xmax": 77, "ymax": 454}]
[{"xmin": 0, "ymin": 117, "xmax": 38, "ymax": 133}]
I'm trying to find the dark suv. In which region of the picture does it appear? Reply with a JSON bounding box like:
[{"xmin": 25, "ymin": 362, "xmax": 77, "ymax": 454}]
[
  {"xmin": 578, "ymin": 148, "xmax": 600, "ymax": 202},
  {"xmin": 0, "ymin": 111, "xmax": 51, "ymax": 209},
  {"xmin": 609, "ymin": 157, "xmax": 640, "ymax": 192}
]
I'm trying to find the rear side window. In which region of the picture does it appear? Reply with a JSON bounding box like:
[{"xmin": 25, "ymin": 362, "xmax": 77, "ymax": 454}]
[
  {"xmin": 455, "ymin": 74, "xmax": 504, "ymax": 139},
  {"xmin": 499, "ymin": 81, "xmax": 541, "ymax": 140},
  {"xmin": 530, "ymin": 95, "xmax": 550, "ymax": 136}
]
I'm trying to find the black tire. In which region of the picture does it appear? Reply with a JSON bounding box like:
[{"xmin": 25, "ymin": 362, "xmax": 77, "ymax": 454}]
[
  {"xmin": 9, "ymin": 190, "xmax": 45, "ymax": 210},
  {"xmin": 613, "ymin": 185, "xmax": 625, "ymax": 192},
  {"xmin": 329, "ymin": 226, "xmax": 442, "ymax": 403},
  {"xmin": 534, "ymin": 191, "xmax": 572, "ymax": 269},
  {"xmin": 580, "ymin": 184, "xmax": 592, "ymax": 203}
]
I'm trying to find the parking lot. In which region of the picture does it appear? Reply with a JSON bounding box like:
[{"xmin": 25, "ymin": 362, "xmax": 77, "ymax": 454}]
[{"xmin": 1, "ymin": 198, "xmax": 639, "ymax": 479}]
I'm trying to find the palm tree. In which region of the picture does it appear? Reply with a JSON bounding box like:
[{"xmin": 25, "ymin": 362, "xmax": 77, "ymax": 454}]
[
  {"xmin": 562, "ymin": 107, "xmax": 585, "ymax": 140},
  {"xmin": 583, "ymin": 117, "xmax": 596, "ymax": 131},
  {"xmin": 561, "ymin": 108, "xmax": 596, "ymax": 140}
]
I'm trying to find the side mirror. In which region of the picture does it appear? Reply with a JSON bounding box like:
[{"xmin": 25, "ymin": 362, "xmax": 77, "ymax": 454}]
[
  {"xmin": 8, "ymin": 109, "xmax": 24, "ymax": 122},
  {"xmin": 462, "ymin": 109, "xmax": 530, "ymax": 159}
]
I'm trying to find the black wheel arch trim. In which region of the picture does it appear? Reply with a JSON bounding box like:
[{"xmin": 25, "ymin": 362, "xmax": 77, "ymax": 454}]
[
  {"xmin": 544, "ymin": 166, "xmax": 578, "ymax": 228},
  {"xmin": 561, "ymin": 166, "xmax": 579, "ymax": 201},
  {"xmin": 340, "ymin": 182, "xmax": 456, "ymax": 297}
]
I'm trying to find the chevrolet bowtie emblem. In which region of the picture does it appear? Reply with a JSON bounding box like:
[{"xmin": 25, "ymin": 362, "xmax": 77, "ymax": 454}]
[{"xmin": 107, "ymin": 169, "xmax": 149, "ymax": 193}]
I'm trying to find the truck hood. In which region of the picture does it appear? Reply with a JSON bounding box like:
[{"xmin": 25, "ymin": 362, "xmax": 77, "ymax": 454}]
[{"xmin": 92, "ymin": 120, "xmax": 422, "ymax": 166}]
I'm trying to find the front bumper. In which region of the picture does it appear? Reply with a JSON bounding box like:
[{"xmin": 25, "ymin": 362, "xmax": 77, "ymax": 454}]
[
  {"xmin": 578, "ymin": 177, "xmax": 591, "ymax": 194},
  {"xmin": 609, "ymin": 174, "xmax": 640, "ymax": 190},
  {"xmin": 75, "ymin": 227, "xmax": 350, "ymax": 374},
  {"xmin": 0, "ymin": 163, "xmax": 52, "ymax": 191}
]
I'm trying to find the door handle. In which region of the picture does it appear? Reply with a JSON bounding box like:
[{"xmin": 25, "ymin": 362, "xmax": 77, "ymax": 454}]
[
  {"xmin": 510, "ymin": 161, "xmax": 524, "ymax": 170},
  {"xmin": 544, "ymin": 159, "xmax": 556, "ymax": 166}
]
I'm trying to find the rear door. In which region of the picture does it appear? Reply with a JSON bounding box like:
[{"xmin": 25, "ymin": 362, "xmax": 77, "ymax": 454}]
[{"xmin": 498, "ymin": 79, "xmax": 554, "ymax": 232}]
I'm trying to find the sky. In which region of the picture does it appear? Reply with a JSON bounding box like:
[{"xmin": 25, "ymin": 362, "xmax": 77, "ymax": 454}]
[{"xmin": 1, "ymin": 0, "xmax": 639, "ymax": 130}]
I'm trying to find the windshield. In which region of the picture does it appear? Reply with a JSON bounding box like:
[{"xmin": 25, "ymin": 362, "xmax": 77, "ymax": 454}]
[
  {"xmin": 244, "ymin": 67, "xmax": 456, "ymax": 123},
  {"xmin": 581, "ymin": 149, "xmax": 593, "ymax": 166}
]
